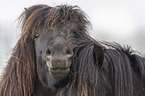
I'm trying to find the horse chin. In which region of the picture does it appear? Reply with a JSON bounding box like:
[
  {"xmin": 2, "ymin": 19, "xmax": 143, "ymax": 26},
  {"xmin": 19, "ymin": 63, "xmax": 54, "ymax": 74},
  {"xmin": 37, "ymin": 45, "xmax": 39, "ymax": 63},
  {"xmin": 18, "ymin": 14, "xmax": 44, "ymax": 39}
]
[{"xmin": 49, "ymin": 67, "xmax": 70, "ymax": 80}]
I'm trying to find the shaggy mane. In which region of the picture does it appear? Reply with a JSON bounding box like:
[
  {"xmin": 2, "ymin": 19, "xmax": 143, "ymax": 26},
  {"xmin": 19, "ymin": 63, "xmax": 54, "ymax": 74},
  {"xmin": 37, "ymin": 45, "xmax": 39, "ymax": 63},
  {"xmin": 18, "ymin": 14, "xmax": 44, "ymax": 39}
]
[
  {"xmin": 0, "ymin": 4, "xmax": 90, "ymax": 96},
  {"xmin": 0, "ymin": 4, "xmax": 145, "ymax": 96}
]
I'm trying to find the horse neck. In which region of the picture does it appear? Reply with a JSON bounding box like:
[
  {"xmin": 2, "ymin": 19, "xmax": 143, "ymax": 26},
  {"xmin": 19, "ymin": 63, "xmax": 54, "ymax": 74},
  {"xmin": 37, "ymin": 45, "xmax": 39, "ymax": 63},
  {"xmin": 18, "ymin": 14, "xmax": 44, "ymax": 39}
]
[{"xmin": 32, "ymin": 78, "xmax": 58, "ymax": 96}]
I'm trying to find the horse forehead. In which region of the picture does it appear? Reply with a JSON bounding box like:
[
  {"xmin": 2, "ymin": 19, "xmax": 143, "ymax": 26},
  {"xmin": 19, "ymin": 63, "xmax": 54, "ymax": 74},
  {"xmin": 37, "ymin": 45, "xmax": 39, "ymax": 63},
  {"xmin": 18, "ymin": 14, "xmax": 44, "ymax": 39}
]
[
  {"xmin": 53, "ymin": 24, "xmax": 72, "ymax": 35},
  {"xmin": 52, "ymin": 27, "xmax": 69, "ymax": 43},
  {"xmin": 53, "ymin": 36, "xmax": 66, "ymax": 44}
]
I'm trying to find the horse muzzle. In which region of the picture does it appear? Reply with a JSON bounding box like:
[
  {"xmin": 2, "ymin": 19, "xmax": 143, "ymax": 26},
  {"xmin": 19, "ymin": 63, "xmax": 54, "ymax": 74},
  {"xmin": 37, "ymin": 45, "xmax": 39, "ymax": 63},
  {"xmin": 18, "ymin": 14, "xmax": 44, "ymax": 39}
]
[
  {"xmin": 49, "ymin": 67, "xmax": 70, "ymax": 80},
  {"xmin": 46, "ymin": 58, "xmax": 71, "ymax": 80}
]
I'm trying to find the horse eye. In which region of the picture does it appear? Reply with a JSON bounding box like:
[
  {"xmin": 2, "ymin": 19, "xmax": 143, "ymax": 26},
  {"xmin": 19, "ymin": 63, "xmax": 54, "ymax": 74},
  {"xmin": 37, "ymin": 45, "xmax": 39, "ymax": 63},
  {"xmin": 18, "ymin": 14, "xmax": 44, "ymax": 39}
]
[{"xmin": 34, "ymin": 33, "xmax": 39, "ymax": 38}]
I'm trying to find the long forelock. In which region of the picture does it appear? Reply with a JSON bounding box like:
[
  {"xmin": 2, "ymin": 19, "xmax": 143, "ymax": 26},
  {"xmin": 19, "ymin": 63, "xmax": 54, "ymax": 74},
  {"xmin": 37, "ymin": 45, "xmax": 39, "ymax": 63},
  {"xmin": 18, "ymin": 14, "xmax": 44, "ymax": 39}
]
[{"xmin": 19, "ymin": 4, "xmax": 90, "ymax": 39}]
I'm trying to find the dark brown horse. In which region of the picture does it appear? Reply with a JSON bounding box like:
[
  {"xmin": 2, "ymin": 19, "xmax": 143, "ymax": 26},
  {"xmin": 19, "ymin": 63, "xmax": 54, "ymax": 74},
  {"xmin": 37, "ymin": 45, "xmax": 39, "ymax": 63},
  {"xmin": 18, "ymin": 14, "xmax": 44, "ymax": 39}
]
[{"xmin": 0, "ymin": 4, "xmax": 145, "ymax": 96}]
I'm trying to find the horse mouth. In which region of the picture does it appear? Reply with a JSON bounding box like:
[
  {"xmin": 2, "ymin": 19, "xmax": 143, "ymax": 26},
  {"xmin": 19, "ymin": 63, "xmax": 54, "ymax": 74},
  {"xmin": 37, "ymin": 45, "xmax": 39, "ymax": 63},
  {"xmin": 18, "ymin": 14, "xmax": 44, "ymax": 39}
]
[{"xmin": 49, "ymin": 67, "xmax": 70, "ymax": 80}]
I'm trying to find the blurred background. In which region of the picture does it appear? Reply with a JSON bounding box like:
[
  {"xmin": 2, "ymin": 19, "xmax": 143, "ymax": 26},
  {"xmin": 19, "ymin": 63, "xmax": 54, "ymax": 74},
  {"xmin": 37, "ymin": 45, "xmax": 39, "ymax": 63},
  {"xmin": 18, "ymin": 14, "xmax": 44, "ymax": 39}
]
[{"xmin": 0, "ymin": 0, "xmax": 145, "ymax": 75}]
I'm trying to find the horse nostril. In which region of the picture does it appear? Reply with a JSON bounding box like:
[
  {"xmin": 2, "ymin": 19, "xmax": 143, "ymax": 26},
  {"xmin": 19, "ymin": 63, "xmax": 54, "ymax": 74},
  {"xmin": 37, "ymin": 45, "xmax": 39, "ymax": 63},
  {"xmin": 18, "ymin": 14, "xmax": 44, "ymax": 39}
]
[
  {"xmin": 66, "ymin": 47, "xmax": 73, "ymax": 55},
  {"xmin": 65, "ymin": 48, "xmax": 73, "ymax": 59},
  {"xmin": 46, "ymin": 49, "xmax": 51, "ymax": 55}
]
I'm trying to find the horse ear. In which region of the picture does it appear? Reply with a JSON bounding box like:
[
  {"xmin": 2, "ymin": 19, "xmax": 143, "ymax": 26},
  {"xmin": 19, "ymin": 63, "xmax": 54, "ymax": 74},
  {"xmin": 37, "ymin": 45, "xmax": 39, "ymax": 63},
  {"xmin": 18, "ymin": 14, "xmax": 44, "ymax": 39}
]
[
  {"xmin": 93, "ymin": 43, "xmax": 104, "ymax": 65},
  {"xmin": 24, "ymin": 8, "xmax": 27, "ymax": 12}
]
